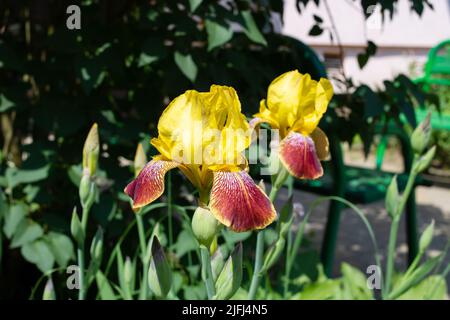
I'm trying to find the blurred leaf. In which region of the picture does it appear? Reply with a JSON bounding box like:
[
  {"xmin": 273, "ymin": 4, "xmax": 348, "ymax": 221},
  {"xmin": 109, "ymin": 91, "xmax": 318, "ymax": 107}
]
[
  {"xmin": 10, "ymin": 220, "xmax": 44, "ymax": 248},
  {"xmin": 189, "ymin": 0, "xmax": 203, "ymax": 12},
  {"xmin": 174, "ymin": 229, "xmax": 197, "ymax": 258},
  {"xmin": 308, "ymin": 25, "xmax": 323, "ymax": 36},
  {"xmin": 5, "ymin": 165, "xmax": 50, "ymax": 189},
  {"xmin": 357, "ymin": 41, "xmax": 377, "ymax": 69},
  {"xmin": 174, "ymin": 52, "xmax": 197, "ymax": 82},
  {"xmin": 340, "ymin": 263, "xmax": 373, "ymax": 299},
  {"xmin": 241, "ymin": 11, "xmax": 267, "ymax": 46},
  {"xmin": 21, "ymin": 239, "xmax": 55, "ymax": 273},
  {"xmin": 397, "ymin": 275, "xmax": 447, "ymax": 300},
  {"xmin": 0, "ymin": 94, "xmax": 15, "ymax": 112},
  {"xmin": 3, "ymin": 202, "xmax": 27, "ymax": 239},
  {"xmin": 205, "ymin": 19, "xmax": 233, "ymax": 51},
  {"xmin": 96, "ymin": 271, "xmax": 117, "ymax": 300},
  {"xmin": 47, "ymin": 231, "xmax": 74, "ymax": 268}
]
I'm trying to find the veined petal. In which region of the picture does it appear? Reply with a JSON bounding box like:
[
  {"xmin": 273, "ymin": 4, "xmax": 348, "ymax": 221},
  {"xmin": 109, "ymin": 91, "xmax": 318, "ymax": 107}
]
[
  {"xmin": 124, "ymin": 159, "xmax": 179, "ymax": 209},
  {"xmin": 209, "ymin": 170, "xmax": 276, "ymax": 232},
  {"xmin": 279, "ymin": 131, "xmax": 323, "ymax": 180}
]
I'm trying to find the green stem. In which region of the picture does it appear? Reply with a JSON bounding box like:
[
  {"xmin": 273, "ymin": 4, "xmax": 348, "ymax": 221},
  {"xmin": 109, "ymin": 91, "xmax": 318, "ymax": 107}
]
[
  {"xmin": 384, "ymin": 167, "xmax": 418, "ymax": 298},
  {"xmin": 167, "ymin": 172, "xmax": 173, "ymax": 248},
  {"xmin": 78, "ymin": 204, "xmax": 91, "ymax": 300},
  {"xmin": 200, "ymin": 246, "xmax": 216, "ymax": 299},
  {"xmin": 247, "ymin": 186, "xmax": 280, "ymax": 300},
  {"xmin": 135, "ymin": 212, "xmax": 148, "ymax": 300}
]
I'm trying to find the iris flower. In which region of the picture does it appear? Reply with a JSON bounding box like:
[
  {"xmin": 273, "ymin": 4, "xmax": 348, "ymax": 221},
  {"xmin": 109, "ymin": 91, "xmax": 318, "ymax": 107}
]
[
  {"xmin": 252, "ymin": 70, "xmax": 334, "ymax": 179},
  {"xmin": 124, "ymin": 85, "xmax": 276, "ymax": 232}
]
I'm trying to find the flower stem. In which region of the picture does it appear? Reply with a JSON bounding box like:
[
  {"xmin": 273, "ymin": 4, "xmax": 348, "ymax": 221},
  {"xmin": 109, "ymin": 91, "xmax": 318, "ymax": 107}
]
[
  {"xmin": 384, "ymin": 161, "xmax": 418, "ymax": 298},
  {"xmin": 78, "ymin": 206, "xmax": 90, "ymax": 300},
  {"xmin": 167, "ymin": 171, "xmax": 173, "ymax": 248},
  {"xmin": 136, "ymin": 212, "xmax": 149, "ymax": 300},
  {"xmin": 248, "ymin": 186, "xmax": 280, "ymax": 300},
  {"xmin": 200, "ymin": 245, "xmax": 216, "ymax": 299}
]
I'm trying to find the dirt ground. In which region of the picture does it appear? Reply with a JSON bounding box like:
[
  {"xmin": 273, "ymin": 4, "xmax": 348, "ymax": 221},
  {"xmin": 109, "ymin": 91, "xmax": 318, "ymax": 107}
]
[{"xmin": 274, "ymin": 143, "xmax": 450, "ymax": 292}]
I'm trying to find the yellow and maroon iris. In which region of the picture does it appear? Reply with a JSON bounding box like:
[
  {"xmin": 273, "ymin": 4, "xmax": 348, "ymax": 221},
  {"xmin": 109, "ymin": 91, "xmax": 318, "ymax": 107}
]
[
  {"xmin": 252, "ymin": 70, "xmax": 333, "ymax": 179},
  {"xmin": 124, "ymin": 85, "xmax": 276, "ymax": 232}
]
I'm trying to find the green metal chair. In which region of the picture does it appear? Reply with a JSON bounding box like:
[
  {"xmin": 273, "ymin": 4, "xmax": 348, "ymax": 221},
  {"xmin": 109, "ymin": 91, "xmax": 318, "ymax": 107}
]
[{"xmin": 415, "ymin": 39, "xmax": 450, "ymax": 130}]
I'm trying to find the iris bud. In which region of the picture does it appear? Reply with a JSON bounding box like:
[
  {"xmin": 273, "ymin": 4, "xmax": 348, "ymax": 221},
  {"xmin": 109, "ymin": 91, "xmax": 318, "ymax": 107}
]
[
  {"xmin": 82, "ymin": 123, "xmax": 99, "ymax": 177},
  {"xmin": 192, "ymin": 207, "xmax": 221, "ymax": 248},
  {"xmin": 419, "ymin": 220, "xmax": 434, "ymax": 253},
  {"xmin": 411, "ymin": 113, "xmax": 431, "ymax": 155},
  {"xmin": 148, "ymin": 236, "xmax": 172, "ymax": 298}
]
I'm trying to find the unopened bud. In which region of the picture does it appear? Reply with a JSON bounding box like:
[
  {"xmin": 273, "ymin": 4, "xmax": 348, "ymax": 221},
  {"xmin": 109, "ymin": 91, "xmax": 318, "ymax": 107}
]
[
  {"xmin": 42, "ymin": 277, "xmax": 56, "ymax": 300},
  {"xmin": 79, "ymin": 174, "xmax": 95, "ymax": 210},
  {"xmin": 70, "ymin": 207, "xmax": 84, "ymax": 245},
  {"xmin": 414, "ymin": 146, "xmax": 436, "ymax": 173},
  {"xmin": 90, "ymin": 227, "xmax": 104, "ymax": 262},
  {"xmin": 192, "ymin": 207, "xmax": 221, "ymax": 248},
  {"xmin": 148, "ymin": 236, "xmax": 172, "ymax": 298},
  {"xmin": 134, "ymin": 143, "xmax": 147, "ymax": 177},
  {"xmin": 82, "ymin": 123, "xmax": 99, "ymax": 177},
  {"xmin": 411, "ymin": 113, "xmax": 431, "ymax": 155},
  {"xmin": 124, "ymin": 256, "xmax": 133, "ymax": 285},
  {"xmin": 419, "ymin": 220, "xmax": 434, "ymax": 253}
]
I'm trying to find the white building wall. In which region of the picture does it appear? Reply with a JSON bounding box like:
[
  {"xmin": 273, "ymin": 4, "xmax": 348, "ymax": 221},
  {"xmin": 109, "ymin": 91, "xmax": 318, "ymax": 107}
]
[{"xmin": 282, "ymin": 0, "xmax": 450, "ymax": 88}]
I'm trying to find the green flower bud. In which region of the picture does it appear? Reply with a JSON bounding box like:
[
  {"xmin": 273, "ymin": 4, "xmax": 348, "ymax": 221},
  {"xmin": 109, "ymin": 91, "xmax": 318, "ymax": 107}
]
[
  {"xmin": 213, "ymin": 243, "xmax": 242, "ymax": 300},
  {"xmin": 134, "ymin": 143, "xmax": 148, "ymax": 177},
  {"xmin": 82, "ymin": 123, "xmax": 99, "ymax": 177},
  {"xmin": 42, "ymin": 277, "xmax": 56, "ymax": 300},
  {"xmin": 192, "ymin": 207, "xmax": 221, "ymax": 248},
  {"xmin": 411, "ymin": 113, "xmax": 431, "ymax": 155},
  {"xmin": 79, "ymin": 174, "xmax": 96, "ymax": 210},
  {"xmin": 385, "ymin": 175, "xmax": 399, "ymax": 219},
  {"xmin": 419, "ymin": 220, "xmax": 435, "ymax": 253},
  {"xmin": 90, "ymin": 227, "xmax": 104, "ymax": 263},
  {"xmin": 70, "ymin": 207, "xmax": 84, "ymax": 245},
  {"xmin": 148, "ymin": 236, "xmax": 172, "ymax": 298},
  {"xmin": 414, "ymin": 146, "xmax": 436, "ymax": 174}
]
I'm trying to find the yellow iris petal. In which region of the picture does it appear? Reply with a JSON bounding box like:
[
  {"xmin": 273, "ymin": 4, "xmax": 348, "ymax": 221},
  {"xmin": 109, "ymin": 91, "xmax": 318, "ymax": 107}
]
[
  {"xmin": 253, "ymin": 70, "xmax": 334, "ymax": 137},
  {"xmin": 151, "ymin": 85, "xmax": 250, "ymax": 192}
]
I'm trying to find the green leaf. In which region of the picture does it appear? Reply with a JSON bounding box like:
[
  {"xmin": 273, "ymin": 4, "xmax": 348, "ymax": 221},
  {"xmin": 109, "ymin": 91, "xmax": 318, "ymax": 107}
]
[
  {"xmin": 385, "ymin": 175, "xmax": 399, "ymax": 219},
  {"xmin": 3, "ymin": 203, "xmax": 27, "ymax": 239},
  {"xmin": 340, "ymin": 263, "xmax": 373, "ymax": 299},
  {"xmin": 47, "ymin": 231, "xmax": 75, "ymax": 268},
  {"xmin": 189, "ymin": 0, "xmax": 203, "ymax": 12},
  {"xmin": 70, "ymin": 208, "xmax": 84, "ymax": 246},
  {"xmin": 205, "ymin": 19, "xmax": 233, "ymax": 51},
  {"xmin": 241, "ymin": 11, "xmax": 267, "ymax": 46},
  {"xmin": 174, "ymin": 52, "xmax": 197, "ymax": 82},
  {"xmin": 96, "ymin": 271, "xmax": 117, "ymax": 300},
  {"xmin": 138, "ymin": 53, "xmax": 159, "ymax": 67},
  {"xmin": 5, "ymin": 165, "xmax": 50, "ymax": 189},
  {"xmin": 0, "ymin": 94, "xmax": 15, "ymax": 112},
  {"xmin": 397, "ymin": 275, "xmax": 447, "ymax": 300},
  {"xmin": 21, "ymin": 239, "xmax": 55, "ymax": 273},
  {"xmin": 10, "ymin": 220, "xmax": 44, "ymax": 248},
  {"xmin": 174, "ymin": 229, "xmax": 197, "ymax": 258}
]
